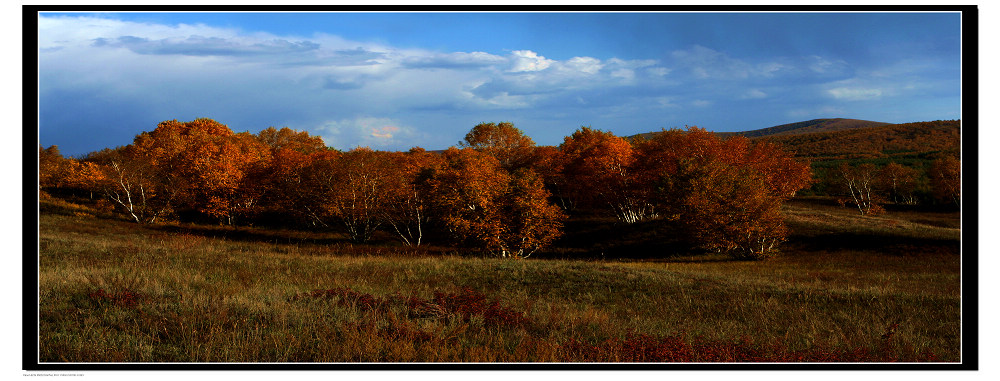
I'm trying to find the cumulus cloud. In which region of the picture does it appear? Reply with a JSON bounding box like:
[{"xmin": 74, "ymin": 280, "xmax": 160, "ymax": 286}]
[
  {"xmin": 564, "ymin": 56, "xmax": 603, "ymax": 74},
  {"xmin": 401, "ymin": 51, "xmax": 506, "ymax": 69},
  {"xmin": 508, "ymin": 50, "xmax": 555, "ymax": 72}
]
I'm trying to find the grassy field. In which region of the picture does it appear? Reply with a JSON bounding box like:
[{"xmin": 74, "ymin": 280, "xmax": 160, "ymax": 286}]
[{"xmin": 35, "ymin": 196, "xmax": 961, "ymax": 363}]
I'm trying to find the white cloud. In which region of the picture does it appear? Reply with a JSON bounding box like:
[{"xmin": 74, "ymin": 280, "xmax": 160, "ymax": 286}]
[
  {"xmin": 647, "ymin": 67, "xmax": 671, "ymax": 77},
  {"xmin": 827, "ymin": 87, "xmax": 883, "ymax": 101},
  {"xmin": 611, "ymin": 69, "xmax": 635, "ymax": 82},
  {"xmin": 655, "ymin": 97, "xmax": 679, "ymax": 108},
  {"xmin": 670, "ymin": 45, "xmax": 792, "ymax": 80},
  {"xmin": 564, "ymin": 56, "xmax": 603, "ymax": 74},
  {"xmin": 508, "ymin": 50, "xmax": 554, "ymax": 72},
  {"xmin": 37, "ymin": 15, "xmax": 762, "ymax": 154},
  {"xmin": 807, "ymin": 55, "xmax": 850, "ymax": 75},
  {"xmin": 402, "ymin": 51, "xmax": 506, "ymax": 69},
  {"xmin": 741, "ymin": 89, "xmax": 768, "ymax": 99}
]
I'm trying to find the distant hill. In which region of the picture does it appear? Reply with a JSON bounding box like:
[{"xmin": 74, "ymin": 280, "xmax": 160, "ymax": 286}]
[
  {"xmin": 716, "ymin": 118, "xmax": 892, "ymax": 138},
  {"xmin": 627, "ymin": 119, "xmax": 960, "ymax": 166},
  {"xmin": 758, "ymin": 120, "xmax": 961, "ymax": 163},
  {"xmin": 629, "ymin": 118, "xmax": 891, "ymax": 141}
]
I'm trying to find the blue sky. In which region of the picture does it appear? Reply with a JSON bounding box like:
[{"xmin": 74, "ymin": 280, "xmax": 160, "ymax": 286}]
[{"xmin": 36, "ymin": 11, "xmax": 963, "ymax": 157}]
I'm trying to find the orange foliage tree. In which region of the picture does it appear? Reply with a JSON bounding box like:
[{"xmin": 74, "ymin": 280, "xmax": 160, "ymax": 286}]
[
  {"xmin": 381, "ymin": 148, "xmax": 444, "ymax": 246},
  {"xmin": 460, "ymin": 122, "xmax": 537, "ymax": 171},
  {"xmin": 39, "ymin": 145, "xmax": 69, "ymax": 190},
  {"xmin": 497, "ymin": 168, "xmax": 566, "ymax": 257},
  {"xmin": 929, "ymin": 156, "xmax": 961, "ymax": 207},
  {"xmin": 115, "ymin": 118, "xmax": 271, "ymax": 224},
  {"xmin": 661, "ymin": 159, "xmax": 788, "ymax": 258},
  {"xmin": 40, "ymin": 145, "xmax": 106, "ymax": 200},
  {"xmin": 836, "ymin": 162, "xmax": 885, "ymax": 215},
  {"xmin": 85, "ymin": 146, "xmax": 177, "ymax": 224},
  {"xmin": 419, "ymin": 147, "xmax": 564, "ymax": 258},
  {"xmin": 325, "ymin": 148, "xmax": 397, "ymax": 243},
  {"xmin": 250, "ymin": 127, "xmax": 329, "ymax": 225},
  {"xmin": 527, "ymin": 145, "xmax": 575, "ymax": 210},
  {"xmin": 878, "ymin": 162, "xmax": 922, "ymax": 205},
  {"xmin": 634, "ymin": 127, "xmax": 812, "ymax": 259},
  {"xmin": 559, "ymin": 127, "xmax": 652, "ymax": 223}
]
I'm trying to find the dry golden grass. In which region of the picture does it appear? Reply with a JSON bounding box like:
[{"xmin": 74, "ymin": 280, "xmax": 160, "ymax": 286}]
[{"xmin": 35, "ymin": 197, "xmax": 961, "ymax": 363}]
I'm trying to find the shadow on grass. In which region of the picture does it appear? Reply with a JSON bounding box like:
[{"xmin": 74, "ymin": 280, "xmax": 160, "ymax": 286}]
[
  {"xmin": 541, "ymin": 212, "xmax": 704, "ymax": 261},
  {"xmin": 152, "ymin": 223, "xmax": 354, "ymax": 246},
  {"xmin": 784, "ymin": 231, "xmax": 960, "ymax": 256}
]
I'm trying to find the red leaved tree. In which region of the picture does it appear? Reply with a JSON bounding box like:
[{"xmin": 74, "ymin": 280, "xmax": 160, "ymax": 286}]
[
  {"xmin": 929, "ymin": 156, "xmax": 960, "ymax": 207},
  {"xmin": 559, "ymin": 127, "xmax": 652, "ymax": 223},
  {"xmin": 129, "ymin": 118, "xmax": 270, "ymax": 224},
  {"xmin": 460, "ymin": 122, "xmax": 537, "ymax": 171},
  {"xmin": 634, "ymin": 127, "xmax": 812, "ymax": 259},
  {"xmin": 836, "ymin": 162, "xmax": 884, "ymax": 216},
  {"xmin": 86, "ymin": 146, "xmax": 178, "ymax": 224},
  {"xmin": 419, "ymin": 147, "xmax": 564, "ymax": 258},
  {"xmin": 381, "ymin": 148, "xmax": 444, "ymax": 246}
]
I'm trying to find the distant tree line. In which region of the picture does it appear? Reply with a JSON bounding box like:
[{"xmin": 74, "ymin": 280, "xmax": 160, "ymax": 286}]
[{"xmin": 40, "ymin": 118, "xmax": 960, "ymax": 259}]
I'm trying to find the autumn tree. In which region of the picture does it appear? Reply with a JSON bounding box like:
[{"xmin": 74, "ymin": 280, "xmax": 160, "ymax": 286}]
[
  {"xmin": 419, "ymin": 147, "xmax": 564, "ymax": 258},
  {"xmin": 61, "ymin": 159, "xmax": 106, "ymax": 200},
  {"xmin": 878, "ymin": 162, "xmax": 922, "ymax": 205},
  {"xmin": 836, "ymin": 162, "xmax": 884, "ymax": 215},
  {"xmin": 226, "ymin": 132, "xmax": 274, "ymax": 223},
  {"xmin": 929, "ymin": 156, "xmax": 961, "ymax": 207},
  {"xmin": 659, "ymin": 158, "xmax": 787, "ymax": 259},
  {"xmin": 559, "ymin": 127, "xmax": 652, "ymax": 223},
  {"xmin": 247, "ymin": 127, "xmax": 330, "ymax": 225},
  {"xmin": 634, "ymin": 127, "xmax": 812, "ymax": 259},
  {"xmin": 40, "ymin": 145, "xmax": 106, "ymax": 200},
  {"xmin": 129, "ymin": 118, "xmax": 271, "ymax": 224},
  {"xmin": 460, "ymin": 122, "xmax": 537, "ymax": 171},
  {"xmin": 256, "ymin": 126, "xmax": 326, "ymax": 154},
  {"xmin": 85, "ymin": 146, "xmax": 177, "ymax": 224},
  {"xmin": 527, "ymin": 145, "xmax": 575, "ymax": 210},
  {"xmin": 292, "ymin": 149, "xmax": 343, "ymax": 229},
  {"xmin": 325, "ymin": 148, "xmax": 397, "ymax": 243},
  {"xmin": 39, "ymin": 145, "xmax": 68, "ymax": 190},
  {"xmin": 381, "ymin": 148, "xmax": 444, "ymax": 246},
  {"xmin": 496, "ymin": 169, "xmax": 566, "ymax": 257}
]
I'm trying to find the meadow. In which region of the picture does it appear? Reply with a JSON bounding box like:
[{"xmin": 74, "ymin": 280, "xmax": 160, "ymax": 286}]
[{"xmin": 35, "ymin": 195, "xmax": 961, "ymax": 363}]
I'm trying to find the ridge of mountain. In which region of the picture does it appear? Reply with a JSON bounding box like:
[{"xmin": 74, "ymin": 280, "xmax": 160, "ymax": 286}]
[{"xmin": 629, "ymin": 118, "xmax": 891, "ymax": 141}]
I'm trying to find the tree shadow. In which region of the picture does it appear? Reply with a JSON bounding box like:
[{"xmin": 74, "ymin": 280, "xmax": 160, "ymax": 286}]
[
  {"xmin": 151, "ymin": 223, "xmax": 354, "ymax": 246},
  {"xmin": 784, "ymin": 231, "xmax": 960, "ymax": 256},
  {"xmin": 542, "ymin": 213, "xmax": 703, "ymax": 261}
]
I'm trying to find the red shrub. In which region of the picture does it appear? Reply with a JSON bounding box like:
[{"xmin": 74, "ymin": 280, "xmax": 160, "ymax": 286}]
[{"xmin": 88, "ymin": 288, "xmax": 144, "ymax": 308}]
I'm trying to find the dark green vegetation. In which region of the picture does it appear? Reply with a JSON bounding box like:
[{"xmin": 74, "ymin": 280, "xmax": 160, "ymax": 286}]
[{"xmin": 37, "ymin": 193, "xmax": 960, "ymax": 362}]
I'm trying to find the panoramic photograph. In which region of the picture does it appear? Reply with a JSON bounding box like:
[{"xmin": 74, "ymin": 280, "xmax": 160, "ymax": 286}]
[{"xmin": 32, "ymin": 9, "xmax": 969, "ymax": 367}]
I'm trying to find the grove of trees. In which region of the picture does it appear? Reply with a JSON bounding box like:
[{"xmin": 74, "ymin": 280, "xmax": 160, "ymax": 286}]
[{"xmin": 40, "ymin": 118, "xmax": 958, "ymax": 260}]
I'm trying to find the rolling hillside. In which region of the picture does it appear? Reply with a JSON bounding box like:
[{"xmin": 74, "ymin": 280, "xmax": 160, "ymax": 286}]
[
  {"xmin": 759, "ymin": 120, "xmax": 960, "ymax": 162},
  {"xmin": 716, "ymin": 118, "xmax": 892, "ymax": 138},
  {"xmin": 630, "ymin": 119, "xmax": 960, "ymax": 164},
  {"xmin": 629, "ymin": 118, "xmax": 890, "ymax": 141}
]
